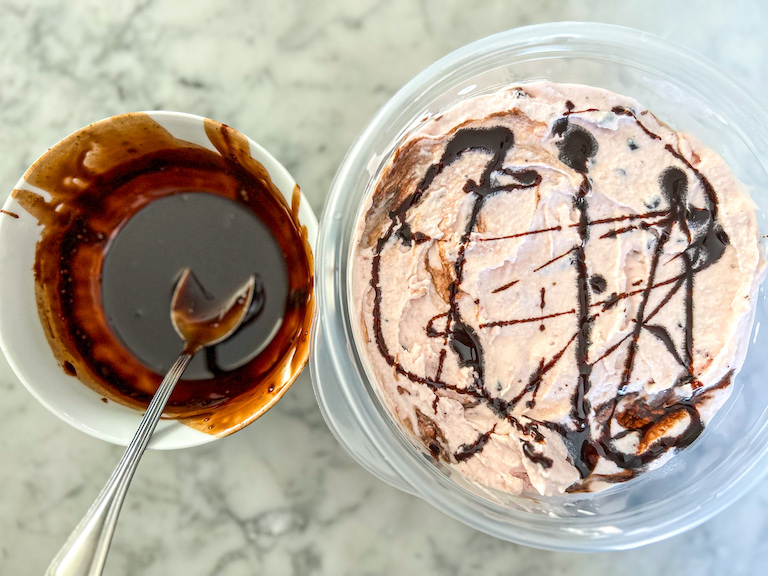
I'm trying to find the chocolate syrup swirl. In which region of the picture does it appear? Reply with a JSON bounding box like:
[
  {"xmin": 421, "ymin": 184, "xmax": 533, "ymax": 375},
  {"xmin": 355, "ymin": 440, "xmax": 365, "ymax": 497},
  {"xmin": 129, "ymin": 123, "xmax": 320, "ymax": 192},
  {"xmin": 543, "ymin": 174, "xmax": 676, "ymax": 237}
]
[
  {"xmin": 367, "ymin": 99, "xmax": 733, "ymax": 484},
  {"xmin": 522, "ymin": 441, "xmax": 554, "ymax": 469},
  {"xmin": 370, "ymin": 126, "xmax": 546, "ymax": 449},
  {"xmin": 450, "ymin": 320, "xmax": 485, "ymax": 387},
  {"xmin": 455, "ymin": 425, "xmax": 496, "ymax": 462},
  {"xmin": 589, "ymin": 275, "xmax": 607, "ymax": 294}
]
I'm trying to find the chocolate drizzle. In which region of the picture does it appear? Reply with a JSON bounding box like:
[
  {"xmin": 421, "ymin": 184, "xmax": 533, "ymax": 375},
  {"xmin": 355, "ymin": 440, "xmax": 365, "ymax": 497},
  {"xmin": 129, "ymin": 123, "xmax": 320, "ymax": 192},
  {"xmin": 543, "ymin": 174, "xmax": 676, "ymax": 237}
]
[
  {"xmin": 491, "ymin": 279, "xmax": 519, "ymax": 294},
  {"xmin": 477, "ymin": 225, "xmax": 563, "ymax": 243},
  {"xmin": 589, "ymin": 275, "xmax": 607, "ymax": 294},
  {"xmin": 558, "ymin": 122, "xmax": 599, "ymax": 474},
  {"xmin": 534, "ymin": 248, "xmax": 574, "ymax": 272},
  {"xmin": 611, "ymin": 106, "xmax": 662, "ymax": 141},
  {"xmin": 450, "ymin": 320, "xmax": 485, "ymax": 387},
  {"xmin": 479, "ymin": 309, "xmax": 575, "ymax": 329},
  {"xmin": 511, "ymin": 332, "xmax": 578, "ymax": 410},
  {"xmin": 455, "ymin": 425, "xmax": 496, "ymax": 462},
  {"xmin": 366, "ymin": 95, "xmax": 735, "ymax": 485},
  {"xmin": 522, "ymin": 441, "xmax": 554, "ymax": 469},
  {"xmin": 371, "ymin": 126, "xmax": 546, "ymax": 451}
]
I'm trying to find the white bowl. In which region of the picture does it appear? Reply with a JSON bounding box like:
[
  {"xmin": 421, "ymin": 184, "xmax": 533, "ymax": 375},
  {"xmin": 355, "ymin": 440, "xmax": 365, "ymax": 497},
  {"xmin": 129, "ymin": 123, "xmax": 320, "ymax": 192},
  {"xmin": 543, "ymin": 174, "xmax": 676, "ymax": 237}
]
[{"xmin": 0, "ymin": 111, "xmax": 317, "ymax": 450}]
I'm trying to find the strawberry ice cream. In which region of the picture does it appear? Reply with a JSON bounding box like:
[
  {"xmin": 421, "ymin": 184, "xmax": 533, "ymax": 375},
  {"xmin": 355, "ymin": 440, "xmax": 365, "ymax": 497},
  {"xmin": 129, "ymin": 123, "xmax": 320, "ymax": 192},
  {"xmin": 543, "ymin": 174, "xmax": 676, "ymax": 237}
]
[{"xmin": 351, "ymin": 82, "xmax": 764, "ymax": 495}]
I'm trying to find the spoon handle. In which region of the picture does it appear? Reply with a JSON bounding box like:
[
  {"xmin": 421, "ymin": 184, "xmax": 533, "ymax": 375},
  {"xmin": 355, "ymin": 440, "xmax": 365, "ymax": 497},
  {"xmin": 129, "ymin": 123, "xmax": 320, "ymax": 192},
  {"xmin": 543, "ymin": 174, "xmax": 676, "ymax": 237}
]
[{"xmin": 46, "ymin": 353, "xmax": 194, "ymax": 576}]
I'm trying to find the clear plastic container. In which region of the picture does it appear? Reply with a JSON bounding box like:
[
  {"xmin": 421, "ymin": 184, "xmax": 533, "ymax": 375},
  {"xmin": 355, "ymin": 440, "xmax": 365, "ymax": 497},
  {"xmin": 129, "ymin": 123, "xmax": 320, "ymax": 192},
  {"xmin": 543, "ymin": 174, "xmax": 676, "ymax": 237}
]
[{"xmin": 310, "ymin": 22, "xmax": 768, "ymax": 551}]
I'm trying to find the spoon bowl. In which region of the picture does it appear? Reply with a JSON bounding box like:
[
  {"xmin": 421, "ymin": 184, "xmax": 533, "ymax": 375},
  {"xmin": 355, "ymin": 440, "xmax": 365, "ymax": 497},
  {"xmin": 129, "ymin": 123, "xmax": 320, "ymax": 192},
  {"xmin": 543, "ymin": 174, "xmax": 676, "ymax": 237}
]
[
  {"xmin": 171, "ymin": 269, "xmax": 257, "ymax": 352},
  {"xmin": 46, "ymin": 270, "xmax": 256, "ymax": 576}
]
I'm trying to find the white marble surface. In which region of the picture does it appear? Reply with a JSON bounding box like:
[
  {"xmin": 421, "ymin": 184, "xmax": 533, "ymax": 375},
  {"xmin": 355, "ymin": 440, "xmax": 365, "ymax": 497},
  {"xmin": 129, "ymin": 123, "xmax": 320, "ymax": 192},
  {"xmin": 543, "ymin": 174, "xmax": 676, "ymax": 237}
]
[{"xmin": 2, "ymin": 0, "xmax": 768, "ymax": 574}]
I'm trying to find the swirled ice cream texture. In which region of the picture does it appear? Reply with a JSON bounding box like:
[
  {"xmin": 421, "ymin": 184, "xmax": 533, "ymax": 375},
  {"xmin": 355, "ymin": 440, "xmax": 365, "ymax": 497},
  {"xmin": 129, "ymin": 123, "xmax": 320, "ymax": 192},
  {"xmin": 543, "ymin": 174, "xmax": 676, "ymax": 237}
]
[{"xmin": 351, "ymin": 82, "xmax": 765, "ymax": 495}]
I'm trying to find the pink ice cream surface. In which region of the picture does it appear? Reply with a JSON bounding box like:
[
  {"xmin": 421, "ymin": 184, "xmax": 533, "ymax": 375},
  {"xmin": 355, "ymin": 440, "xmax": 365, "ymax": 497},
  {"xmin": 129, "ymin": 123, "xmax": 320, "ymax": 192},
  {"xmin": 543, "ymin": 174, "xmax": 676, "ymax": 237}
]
[{"xmin": 351, "ymin": 82, "xmax": 765, "ymax": 495}]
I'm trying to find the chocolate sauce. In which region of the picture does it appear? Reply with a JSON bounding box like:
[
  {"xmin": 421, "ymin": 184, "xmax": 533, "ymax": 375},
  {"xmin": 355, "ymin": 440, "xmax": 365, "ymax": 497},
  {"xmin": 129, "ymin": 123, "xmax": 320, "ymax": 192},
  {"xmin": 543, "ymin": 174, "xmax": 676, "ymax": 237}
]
[
  {"xmin": 620, "ymin": 224, "xmax": 672, "ymax": 392},
  {"xmin": 477, "ymin": 225, "xmax": 562, "ymax": 243},
  {"xmin": 455, "ymin": 425, "xmax": 496, "ymax": 462},
  {"xmin": 479, "ymin": 309, "xmax": 575, "ymax": 329},
  {"xmin": 396, "ymin": 221, "xmax": 414, "ymax": 246},
  {"xmin": 11, "ymin": 114, "xmax": 313, "ymax": 436},
  {"xmin": 582, "ymin": 209, "xmax": 668, "ymax": 227},
  {"xmin": 442, "ymin": 129, "xmax": 517, "ymax": 392},
  {"xmin": 510, "ymin": 332, "xmax": 578, "ymax": 410},
  {"xmin": 371, "ymin": 126, "xmax": 547, "ymax": 460},
  {"xmin": 600, "ymin": 224, "xmax": 639, "ymax": 239},
  {"xmin": 643, "ymin": 324, "xmax": 686, "ymax": 368},
  {"xmin": 450, "ymin": 320, "xmax": 484, "ymax": 388},
  {"xmin": 491, "ymin": 279, "xmax": 519, "ymax": 294},
  {"xmin": 533, "ymin": 247, "xmax": 573, "ymax": 272},
  {"xmin": 366, "ymin": 100, "xmax": 733, "ymax": 484},
  {"xmin": 556, "ymin": 125, "xmax": 597, "ymax": 173},
  {"xmin": 611, "ymin": 106, "xmax": 662, "ymax": 140},
  {"xmin": 102, "ymin": 194, "xmax": 284, "ymax": 378},
  {"xmin": 1, "ymin": 209, "xmax": 19, "ymax": 218},
  {"xmin": 416, "ymin": 408, "xmax": 451, "ymax": 461},
  {"xmin": 522, "ymin": 441, "xmax": 554, "ymax": 469},
  {"xmin": 615, "ymin": 167, "xmax": 695, "ymax": 397},
  {"xmin": 589, "ymin": 275, "xmax": 607, "ymax": 294},
  {"xmin": 435, "ymin": 348, "xmax": 447, "ymax": 383},
  {"xmin": 592, "ymin": 273, "xmax": 684, "ymax": 313},
  {"xmin": 560, "ymin": 111, "xmax": 727, "ymax": 479},
  {"xmin": 551, "ymin": 122, "xmax": 600, "ymax": 456},
  {"xmin": 425, "ymin": 312, "xmax": 448, "ymax": 338}
]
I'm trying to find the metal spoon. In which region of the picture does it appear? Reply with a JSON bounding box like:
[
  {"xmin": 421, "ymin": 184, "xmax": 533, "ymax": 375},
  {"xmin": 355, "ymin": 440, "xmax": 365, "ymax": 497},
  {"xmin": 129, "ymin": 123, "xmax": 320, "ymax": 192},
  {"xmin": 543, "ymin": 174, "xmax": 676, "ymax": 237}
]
[{"xmin": 46, "ymin": 269, "xmax": 256, "ymax": 576}]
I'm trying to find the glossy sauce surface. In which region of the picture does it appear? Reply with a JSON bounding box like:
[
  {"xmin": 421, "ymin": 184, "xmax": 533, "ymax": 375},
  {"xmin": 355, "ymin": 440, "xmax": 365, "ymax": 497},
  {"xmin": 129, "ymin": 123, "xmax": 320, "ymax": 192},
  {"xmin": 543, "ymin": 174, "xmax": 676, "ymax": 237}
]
[{"xmin": 102, "ymin": 193, "xmax": 287, "ymax": 377}]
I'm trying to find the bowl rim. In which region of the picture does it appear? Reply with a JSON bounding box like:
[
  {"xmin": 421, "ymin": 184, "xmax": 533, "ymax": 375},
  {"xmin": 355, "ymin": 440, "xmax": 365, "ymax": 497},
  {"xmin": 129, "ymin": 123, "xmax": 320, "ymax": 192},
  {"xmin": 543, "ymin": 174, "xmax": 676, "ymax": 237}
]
[{"xmin": 312, "ymin": 21, "xmax": 768, "ymax": 550}]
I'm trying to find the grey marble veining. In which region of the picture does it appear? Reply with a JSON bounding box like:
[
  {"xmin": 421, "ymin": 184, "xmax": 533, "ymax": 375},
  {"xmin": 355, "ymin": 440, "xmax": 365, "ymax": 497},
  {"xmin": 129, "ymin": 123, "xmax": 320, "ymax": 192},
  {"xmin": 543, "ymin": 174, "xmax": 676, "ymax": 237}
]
[{"xmin": 2, "ymin": 1, "xmax": 768, "ymax": 574}]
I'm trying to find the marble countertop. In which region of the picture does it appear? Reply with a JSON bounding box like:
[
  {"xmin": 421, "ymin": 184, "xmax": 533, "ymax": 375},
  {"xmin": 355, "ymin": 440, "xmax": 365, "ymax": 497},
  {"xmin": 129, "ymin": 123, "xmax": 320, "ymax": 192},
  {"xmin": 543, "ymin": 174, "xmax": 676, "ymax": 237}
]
[{"xmin": 2, "ymin": 1, "xmax": 768, "ymax": 574}]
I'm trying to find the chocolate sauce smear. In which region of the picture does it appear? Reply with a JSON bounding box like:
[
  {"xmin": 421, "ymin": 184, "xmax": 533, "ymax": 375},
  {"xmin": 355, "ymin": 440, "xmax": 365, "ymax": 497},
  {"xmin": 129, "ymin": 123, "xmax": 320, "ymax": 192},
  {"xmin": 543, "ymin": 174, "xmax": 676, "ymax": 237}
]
[
  {"xmin": 11, "ymin": 113, "xmax": 313, "ymax": 436},
  {"xmin": 102, "ymin": 193, "xmax": 285, "ymax": 379},
  {"xmin": 522, "ymin": 441, "xmax": 554, "ymax": 469},
  {"xmin": 589, "ymin": 275, "xmax": 607, "ymax": 294},
  {"xmin": 365, "ymin": 98, "xmax": 735, "ymax": 487},
  {"xmin": 552, "ymin": 121, "xmax": 600, "ymax": 477},
  {"xmin": 455, "ymin": 425, "xmax": 496, "ymax": 462}
]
